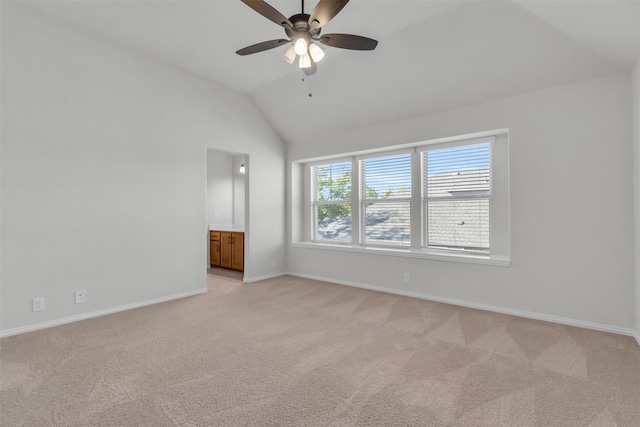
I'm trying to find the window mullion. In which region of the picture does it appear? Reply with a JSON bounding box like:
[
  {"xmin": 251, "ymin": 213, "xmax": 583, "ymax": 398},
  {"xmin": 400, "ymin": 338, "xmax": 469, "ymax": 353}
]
[
  {"xmin": 351, "ymin": 158, "xmax": 360, "ymax": 246},
  {"xmin": 410, "ymin": 151, "xmax": 422, "ymax": 249}
]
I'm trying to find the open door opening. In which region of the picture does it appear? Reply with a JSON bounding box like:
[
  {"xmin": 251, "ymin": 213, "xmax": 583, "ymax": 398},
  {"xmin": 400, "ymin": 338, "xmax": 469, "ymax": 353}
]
[{"xmin": 206, "ymin": 148, "xmax": 247, "ymax": 281}]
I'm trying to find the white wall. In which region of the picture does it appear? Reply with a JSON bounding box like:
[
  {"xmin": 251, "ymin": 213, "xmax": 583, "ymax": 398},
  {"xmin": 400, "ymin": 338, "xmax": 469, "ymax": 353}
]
[
  {"xmin": 206, "ymin": 150, "xmax": 234, "ymax": 225},
  {"xmin": 633, "ymin": 60, "xmax": 640, "ymax": 339},
  {"xmin": 232, "ymin": 154, "xmax": 246, "ymax": 227},
  {"xmin": 206, "ymin": 151, "xmax": 246, "ymax": 228},
  {"xmin": 0, "ymin": 4, "xmax": 286, "ymax": 335},
  {"xmin": 288, "ymin": 73, "xmax": 636, "ymax": 332}
]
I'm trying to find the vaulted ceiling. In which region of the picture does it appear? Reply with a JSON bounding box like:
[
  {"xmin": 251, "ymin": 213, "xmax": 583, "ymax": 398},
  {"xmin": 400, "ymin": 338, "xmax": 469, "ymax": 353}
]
[{"xmin": 21, "ymin": 1, "xmax": 640, "ymax": 145}]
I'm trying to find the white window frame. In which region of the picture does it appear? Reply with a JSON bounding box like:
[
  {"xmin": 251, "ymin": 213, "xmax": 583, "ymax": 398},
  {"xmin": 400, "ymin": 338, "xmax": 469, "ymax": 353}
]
[
  {"xmin": 310, "ymin": 158, "xmax": 353, "ymax": 244},
  {"xmin": 358, "ymin": 148, "xmax": 414, "ymax": 248},
  {"xmin": 293, "ymin": 131, "xmax": 510, "ymax": 267},
  {"xmin": 419, "ymin": 137, "xmax": 493, "ymax": 254}
]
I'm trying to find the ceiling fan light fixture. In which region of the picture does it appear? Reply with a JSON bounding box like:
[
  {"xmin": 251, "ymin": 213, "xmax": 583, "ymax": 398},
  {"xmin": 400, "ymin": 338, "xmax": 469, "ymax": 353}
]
[
  {"xmin": 283, "ymin": 44, "xmax": 296, "ymax": 64},
  {"xmin": 236, "ymin": 0, "xmax": 379, "ymax": 78},
  {"xmin": 308, "ymin": 42, "xmax": 325, "ymax": 62},
  {"xmin": 298, "ymin": 52, "xmax": 312, "ymax": 69},
  {"xmin": 294, "ymin": 38, "xmax": 308, "ymax": 56}
]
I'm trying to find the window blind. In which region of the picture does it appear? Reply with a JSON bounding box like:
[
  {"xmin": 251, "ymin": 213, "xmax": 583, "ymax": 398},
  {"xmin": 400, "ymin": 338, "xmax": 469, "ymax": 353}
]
[
  {"xmin": 424, "ymin": 142, "xmax": 491, "ymax": 251},
  {"xmin": 360, "ymin": 153, "xmax": 412, "ymax": 246},
  {"xmin": 312, "ymin": 161, "xmax": 352, "ymax": 242},
  {"xmin": 313, "ymin": 162, "xmax": 351, "ymax": 201}
]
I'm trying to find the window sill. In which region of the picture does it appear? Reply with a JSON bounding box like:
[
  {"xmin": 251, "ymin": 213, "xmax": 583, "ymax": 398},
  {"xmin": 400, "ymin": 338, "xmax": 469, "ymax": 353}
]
[{"xmin": 291, "ymin": 242, "xmax": 511, "ymax": 267}]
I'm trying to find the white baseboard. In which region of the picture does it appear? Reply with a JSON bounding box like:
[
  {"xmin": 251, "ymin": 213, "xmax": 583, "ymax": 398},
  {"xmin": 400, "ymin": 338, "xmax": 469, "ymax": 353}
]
[
  {"xmin": 0, "ymin": 288, "xmax": 208, "ymax": 339},
  {"xmin": 243, "ymin": 272, "xmax": 286, "ymax": 283},
  {"xmin": 285, "ymin": 271, "xmax": 639, "ymax": 340}
]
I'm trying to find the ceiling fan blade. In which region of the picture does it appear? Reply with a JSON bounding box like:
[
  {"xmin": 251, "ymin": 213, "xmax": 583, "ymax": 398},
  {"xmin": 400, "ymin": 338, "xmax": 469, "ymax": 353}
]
[
  {"xmin": 308, "ymin": 0, "xmax": 350, "ymax": 29},
  {"xmin": 318, "ymin": 34, "xmax": 378, "ymax": 51},
  {"xmin": 240, "ymin": 0, "xmax": 292, "ymax": 28},
  {"xmin": 302, "ymin": 59, "xmax": 317, "ymax": 76},
  {"xmin": 236, "ymin": 39, "xmax": 290, "ymax": 56}
]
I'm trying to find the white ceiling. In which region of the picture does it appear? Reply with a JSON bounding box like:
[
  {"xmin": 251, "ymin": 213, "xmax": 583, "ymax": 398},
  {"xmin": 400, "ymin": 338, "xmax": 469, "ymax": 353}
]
[{"xmin": 21, "ymin": 0, "xmax": 640, "ymax": 144}]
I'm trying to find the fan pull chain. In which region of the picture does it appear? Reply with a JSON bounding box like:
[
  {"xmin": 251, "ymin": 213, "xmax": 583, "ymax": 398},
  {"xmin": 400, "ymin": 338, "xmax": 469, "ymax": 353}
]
[{"xmin": 301, "ymin": 76, "xmax": 313, "ymax": 98}]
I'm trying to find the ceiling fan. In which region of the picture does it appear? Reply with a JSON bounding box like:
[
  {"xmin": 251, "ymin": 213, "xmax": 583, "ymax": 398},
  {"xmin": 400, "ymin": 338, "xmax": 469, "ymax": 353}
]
[{"xmin": 236, "ymin": 0, "xmax": 378, "ymax": 76}]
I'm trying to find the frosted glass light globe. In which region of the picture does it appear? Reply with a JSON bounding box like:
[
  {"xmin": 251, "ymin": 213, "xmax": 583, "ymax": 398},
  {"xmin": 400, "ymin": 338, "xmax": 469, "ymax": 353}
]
[
  {"xmin": 308, "ymin": 42, "xmax": 324, "ymax": 62},
  {"xmin": 294, "ymin": 38, "xmax": 308, "ymax": 56}
]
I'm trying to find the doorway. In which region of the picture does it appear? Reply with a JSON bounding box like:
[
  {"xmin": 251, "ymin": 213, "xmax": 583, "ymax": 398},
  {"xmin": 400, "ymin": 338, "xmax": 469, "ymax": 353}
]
[{"xmin": 206, "ymin": 148, "xmax": 248, "ymax": 279}]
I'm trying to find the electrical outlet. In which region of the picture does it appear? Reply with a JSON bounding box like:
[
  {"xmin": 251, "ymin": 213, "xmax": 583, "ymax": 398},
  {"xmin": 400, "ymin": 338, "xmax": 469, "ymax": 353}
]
[
  {"xmin": 270, "ymin": 259, "xmax": 276, "ymax": 268},
  {"xmin": 75, "ymin": 290, "xmax": 86, "ymax": 304},
  {"xmin": 32, "ymin": 297, "xmax": 45, "ymax": 312},
  {"xmin": 403, "ymin": 273, "xmax": 411, "ymax": 284}
]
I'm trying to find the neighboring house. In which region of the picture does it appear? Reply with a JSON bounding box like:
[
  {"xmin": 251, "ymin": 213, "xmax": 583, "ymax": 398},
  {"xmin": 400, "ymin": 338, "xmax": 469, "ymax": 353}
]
[{"xmin": 427, "ymin": 168, "xmax": 490, "ymax": 251}]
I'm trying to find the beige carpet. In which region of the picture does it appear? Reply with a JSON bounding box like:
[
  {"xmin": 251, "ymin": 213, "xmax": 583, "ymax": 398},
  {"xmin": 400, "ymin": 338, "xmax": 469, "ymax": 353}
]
[{"xmin": 2, "ymin": 272, "xmax": 639, "ymax": 426}]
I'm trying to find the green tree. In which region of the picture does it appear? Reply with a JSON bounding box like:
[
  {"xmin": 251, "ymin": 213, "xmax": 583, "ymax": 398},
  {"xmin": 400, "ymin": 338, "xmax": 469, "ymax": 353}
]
[
  {"xmin": 316, "ymin": 169, "xmax": 352, "ymax": 222},
  {"xmin": 316, "ymin": 168, "xmax": 390, "ymax": 222}
]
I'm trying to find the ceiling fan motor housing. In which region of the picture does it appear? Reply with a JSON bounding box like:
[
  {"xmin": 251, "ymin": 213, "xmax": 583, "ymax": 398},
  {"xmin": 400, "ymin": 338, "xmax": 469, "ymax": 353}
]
[{"xmin": 285, "ymin": 14, "xmax": 321, "ymax": 42}]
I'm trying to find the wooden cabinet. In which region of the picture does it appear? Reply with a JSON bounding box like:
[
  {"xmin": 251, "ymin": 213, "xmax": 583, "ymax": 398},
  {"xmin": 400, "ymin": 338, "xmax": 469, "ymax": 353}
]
[
  {"xmin": 210, "ymin": 230, "xmax": 244, "ymax": 272},
  {"xmin": 229, "ymin": 233, "xmax": 244, "ymax": 271},
  {"xmin": 220, "ymin": 232, "xmax": 233, "ymax": 269},
  {"xmin": 210, "ymin": 240, "xmax": 221, "ymax": 267}
]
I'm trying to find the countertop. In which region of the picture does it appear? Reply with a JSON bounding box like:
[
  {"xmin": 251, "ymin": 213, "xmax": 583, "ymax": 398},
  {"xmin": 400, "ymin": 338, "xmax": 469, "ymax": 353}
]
[{"xmin": 209, "ymin": 224, "xmax": 245, "ymax": 232}]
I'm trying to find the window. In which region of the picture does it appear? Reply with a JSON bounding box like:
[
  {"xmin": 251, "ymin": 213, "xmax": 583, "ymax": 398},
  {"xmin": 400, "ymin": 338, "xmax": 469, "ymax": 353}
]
[
  {"xmin": 360, "ymin": 152, "xmax": 412, "ymax": 247},
  {"xmin": 423, "ymin": 142, "xmax": 491, "ymax": 252},
  {"xmin": 296, "ymin": 132, "xmax": 509, "ymax": 266},
  {"xmin": 311, "ymin": 161, "xmax": 352, "ymax": 242}
]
